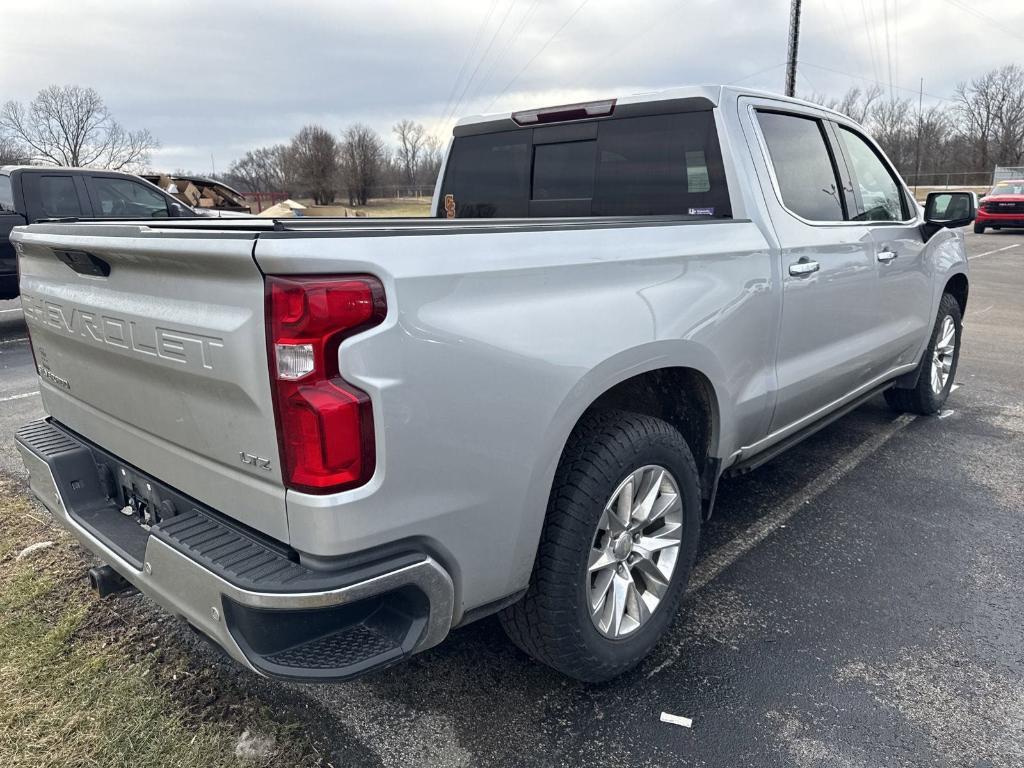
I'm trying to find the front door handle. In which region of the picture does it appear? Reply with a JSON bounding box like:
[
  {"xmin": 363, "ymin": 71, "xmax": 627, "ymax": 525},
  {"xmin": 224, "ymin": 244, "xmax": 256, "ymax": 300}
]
[
  {"xmin": 877, "ymin": 250, "xmax": 898, "ymax": 263},
  {"xmin": 789, "ymin": 259, "xmax": 820, "ymax": 276}
]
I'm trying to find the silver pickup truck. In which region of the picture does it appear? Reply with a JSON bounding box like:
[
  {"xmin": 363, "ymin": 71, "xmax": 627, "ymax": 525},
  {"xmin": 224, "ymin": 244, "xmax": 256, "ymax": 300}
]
[{"xmin": 12, "ymin": 86, "xmax": 975, "ymax": 683}]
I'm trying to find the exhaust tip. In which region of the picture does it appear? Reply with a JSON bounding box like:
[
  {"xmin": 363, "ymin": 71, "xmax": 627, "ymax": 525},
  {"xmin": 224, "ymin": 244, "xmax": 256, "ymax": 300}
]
[{"xmin": 87, "ymin": 564, "xmax": 136, "ymax": 599}]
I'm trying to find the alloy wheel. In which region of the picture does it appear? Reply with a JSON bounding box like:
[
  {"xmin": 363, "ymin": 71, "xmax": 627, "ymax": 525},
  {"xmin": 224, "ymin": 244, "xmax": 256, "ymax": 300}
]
[
  {"xmin": 931, "ymin": 315, "xmax": 957, "ymax": 393},
  {"xmin": 587, "ymin": 465, "xmax": 683, "ymax": 639}
]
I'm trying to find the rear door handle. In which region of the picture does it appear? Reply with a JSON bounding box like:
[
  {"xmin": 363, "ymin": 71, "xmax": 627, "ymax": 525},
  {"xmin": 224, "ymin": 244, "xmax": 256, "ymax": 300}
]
[
  {"xmin": 877, "ymin": 250, "xmax": 898, "ymax": 263},
  {"xmin": 789, "ymin": 260, "xmax": 820, "ymax": 276}
]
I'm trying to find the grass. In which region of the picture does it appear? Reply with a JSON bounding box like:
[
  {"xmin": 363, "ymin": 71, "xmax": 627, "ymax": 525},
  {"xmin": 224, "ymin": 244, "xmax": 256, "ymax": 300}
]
[
  {"xmin": 0, "ymin": 477, "xmax": 324, "ymax": 768},
  {"xmin": 294, "ymin": 197, "xmax": 432, "ymax": 219},
  {"xmin": 356, "ymin": 198, "xmax": 432, "ymax": 218}
]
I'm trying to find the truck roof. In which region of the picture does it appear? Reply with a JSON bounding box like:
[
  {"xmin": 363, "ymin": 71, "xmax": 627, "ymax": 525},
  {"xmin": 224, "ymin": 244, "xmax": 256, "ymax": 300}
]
[
  {"xmin": 0, "ymin": 165, "xmax": 151, "ymax": 177},
  {"xmin": 454, "ymin": 84, "xmax": 847, "ymax": 132}
]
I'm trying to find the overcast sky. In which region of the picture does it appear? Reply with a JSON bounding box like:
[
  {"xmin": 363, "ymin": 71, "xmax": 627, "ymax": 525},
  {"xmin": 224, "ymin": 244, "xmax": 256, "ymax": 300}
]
[{"xmin": 1, "ymin": 0, "xmax": 1021, "ymax": 172}]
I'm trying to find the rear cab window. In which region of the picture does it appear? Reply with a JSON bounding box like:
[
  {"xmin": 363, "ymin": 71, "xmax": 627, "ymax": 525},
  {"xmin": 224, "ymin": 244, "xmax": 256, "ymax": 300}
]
[{"xmin": 438, "ymin": 105, "xmax": 732, "ymax": 220}]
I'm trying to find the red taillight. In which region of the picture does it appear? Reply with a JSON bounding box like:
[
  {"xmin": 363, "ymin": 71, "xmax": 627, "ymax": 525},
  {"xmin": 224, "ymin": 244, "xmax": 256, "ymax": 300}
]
[{"xmin": 266, "ymin": 275, "xmax": 386, "ymax": 494}]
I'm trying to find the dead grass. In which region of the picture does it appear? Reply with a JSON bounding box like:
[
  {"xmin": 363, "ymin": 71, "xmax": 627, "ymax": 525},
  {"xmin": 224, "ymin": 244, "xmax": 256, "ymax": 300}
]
[
  {"xmin": 0, "ymin": 477, "xmax": 324, "ymax": 768},
  {"xmin": 357, "ymin": 198, "xmax": 432, "ymax": 218}
]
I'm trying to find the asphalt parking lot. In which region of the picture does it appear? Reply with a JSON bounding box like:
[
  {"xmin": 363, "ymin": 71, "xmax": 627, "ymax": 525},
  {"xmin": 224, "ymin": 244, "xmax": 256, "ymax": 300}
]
[{"xmin": 1, "ymin": 230, "xmax": 1021, "ymax": 767}]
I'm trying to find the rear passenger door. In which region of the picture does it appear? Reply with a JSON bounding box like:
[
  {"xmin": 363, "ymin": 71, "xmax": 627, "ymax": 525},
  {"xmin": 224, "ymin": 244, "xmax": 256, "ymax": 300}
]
[
  {"xmin": 831, "ymin": 124, "xmax": 931, "ymax": 373},
  {"xmin": 743, "ymin": 102, "xmax": 879, "ymax": 434}
]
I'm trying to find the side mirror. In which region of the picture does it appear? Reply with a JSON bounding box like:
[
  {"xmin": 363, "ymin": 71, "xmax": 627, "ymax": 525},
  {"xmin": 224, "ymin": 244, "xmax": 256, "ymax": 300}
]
[
  {"xmin": 168, "ymin": 202, "xmax": 192, "ymax": 218},
  {"xmin": 922, "ymin": 191, "xmax": 976, "ymax": 239}
]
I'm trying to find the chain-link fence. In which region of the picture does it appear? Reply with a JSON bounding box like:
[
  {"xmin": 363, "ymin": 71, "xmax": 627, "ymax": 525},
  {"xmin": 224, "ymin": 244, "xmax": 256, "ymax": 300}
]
[{"xmin": 902, "ymin": 170, "xmax": 994, "ymax": 189}]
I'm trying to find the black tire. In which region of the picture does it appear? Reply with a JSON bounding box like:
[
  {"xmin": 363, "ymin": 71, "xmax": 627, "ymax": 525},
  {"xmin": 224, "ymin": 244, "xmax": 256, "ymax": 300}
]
[
  {"xmin": 499, "ymin": 409, "xmax": 701, "ymax": 682},
  {"xmin": 0, "ymin": 277, "xmax": 18, "ymax": 301},
  {"xmin": 973, "ymin": 222, "xmax": 986, "ymax": 234},
  {"xmin": 884, "ymin": 292, "xmax": 962, "ymax": 415}
]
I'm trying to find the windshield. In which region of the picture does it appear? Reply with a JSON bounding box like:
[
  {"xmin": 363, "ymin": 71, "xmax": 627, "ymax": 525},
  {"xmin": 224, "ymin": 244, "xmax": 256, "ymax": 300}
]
[{"xmin": 988, "ymin": 181, "xmax": 1024, "ymax": 196}]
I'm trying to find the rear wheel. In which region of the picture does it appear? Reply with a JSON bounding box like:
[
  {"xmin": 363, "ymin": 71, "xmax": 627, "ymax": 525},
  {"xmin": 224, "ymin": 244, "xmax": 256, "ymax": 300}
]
[
  {"xmin": 973, "ymin": 222, "xmax": 986, "ymax": 234},
  {"xmin": 500, "ymin": 410, "xmax": 701, "ymax": 682},
  {"xmin": 884, "ymin": 292, "xmax": 962, "ymax": 415}
]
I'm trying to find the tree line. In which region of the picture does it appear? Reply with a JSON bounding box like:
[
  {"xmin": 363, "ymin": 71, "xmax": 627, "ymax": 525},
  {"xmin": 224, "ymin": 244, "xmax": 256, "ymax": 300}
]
[
  {"xmin": 808, "ymin": 63, "xmax": 1024, "ymax": 184},
  {"xmin": 224, "ymin": 119, "xmax": 444, "ymax": 205},
  {"xmin": 4, "ymin": 65, "xmax": 1024, "ymax": 197}
]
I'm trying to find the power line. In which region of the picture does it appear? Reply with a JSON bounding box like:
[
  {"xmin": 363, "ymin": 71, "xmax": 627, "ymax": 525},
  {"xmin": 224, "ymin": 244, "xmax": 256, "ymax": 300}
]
[
  {"xmin": 448, "ymin": 0, "xmax": 522, "ymax": 124},
  {"xmin": 438, "ymin": 0, "xmax": 501, "ymax": 127},
  {"xmin": 939, "ymin": 0, "xmax": 1024, "ymax": 43},
  {"xmin": 724, "ymin": 62, "xmax": 786, "ymax": 86},
  {"xmin": 801, "ymin": 61, "xmax": 953, "ymax": 102},
  {"xmin": 486, "ymin": 0, "xmax": 594, "ymax": 112},
  {"xmin": 463, "ymin": 0, "xmax": 544, "ymax": 112}
]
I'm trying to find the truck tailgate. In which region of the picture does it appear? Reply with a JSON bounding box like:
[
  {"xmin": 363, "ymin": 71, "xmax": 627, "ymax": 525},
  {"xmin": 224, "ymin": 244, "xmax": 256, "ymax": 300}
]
[{"xmin": 13, "ymin": 223, "xmax": 287, "ymax": 542}]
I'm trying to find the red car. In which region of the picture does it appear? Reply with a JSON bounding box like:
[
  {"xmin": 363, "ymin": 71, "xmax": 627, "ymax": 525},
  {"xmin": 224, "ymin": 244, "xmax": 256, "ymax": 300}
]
[{"xmin": 975, "ymin": 179, "xmax": 1024, "ymax": 233}]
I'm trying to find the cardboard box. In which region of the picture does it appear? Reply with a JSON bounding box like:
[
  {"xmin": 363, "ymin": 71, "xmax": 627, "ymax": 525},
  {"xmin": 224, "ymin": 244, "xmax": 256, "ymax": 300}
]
[
  {"xmin": 178, "ymin": 182, "xmax": 201, "ymax": 206},
  {"xmin": 196, "ymin": 198, "xmax": 216, "ymax": 208}
]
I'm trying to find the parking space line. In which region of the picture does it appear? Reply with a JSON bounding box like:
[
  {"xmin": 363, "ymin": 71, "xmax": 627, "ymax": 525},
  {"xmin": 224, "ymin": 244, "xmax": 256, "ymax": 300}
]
[
  {"xmin": 646, "ymin": 413, "xmax": 918, "ymax": 678},
  {"xmin": 0, "ymin": 337, "xmax": 29, "ymax": 345},
  {"xmin": 0, "ymin": 391, "xmax": 39, "ymax": 403},
  {"xmin": 0, "ymin": 308, "xmax": 23, "ymax": 315},
  {"xmin": 969, "ymin": 244, "xmax": 1020, "ymax": 260},
  {"xmin": 689, "ymin": 413, "xmax": 917, "ymax": 595}
]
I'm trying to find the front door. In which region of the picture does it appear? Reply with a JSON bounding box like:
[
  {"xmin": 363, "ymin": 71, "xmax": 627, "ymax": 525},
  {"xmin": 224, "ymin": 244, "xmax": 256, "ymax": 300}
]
[
  {"xmin": 743, "ymin": 103, "xmax": 880, "ymax": 434},
  {"xmin": 830, "ymin": 123, "xmax": 931, "ymax": 375}
]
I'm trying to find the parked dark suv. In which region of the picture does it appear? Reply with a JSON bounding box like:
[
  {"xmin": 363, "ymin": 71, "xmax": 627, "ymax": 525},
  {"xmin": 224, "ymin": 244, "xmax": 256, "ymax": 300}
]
[{"xmin": 0, "ymin": 166, "xmax": 195, "ymax": 299}]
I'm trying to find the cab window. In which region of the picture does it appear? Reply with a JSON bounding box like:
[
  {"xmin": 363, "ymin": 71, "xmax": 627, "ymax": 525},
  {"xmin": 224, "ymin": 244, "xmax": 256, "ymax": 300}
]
[
  {"xmin": 0, "ymin": 175, "xmax": 15, "ymax": 213},
  {"xmin": 38, "ymin": 175, "xmax": 84, "ymax": 218},
  {"xmin": 836, "ymin": 127, "xmax": 907, "ymax": 222},
  {"xmin": 90, "ymin": 177, "xmax": 170, "ymax": 218},
  {"xmin": 756, "ymin": 111, "xmax": 845, "ymax": 222}
]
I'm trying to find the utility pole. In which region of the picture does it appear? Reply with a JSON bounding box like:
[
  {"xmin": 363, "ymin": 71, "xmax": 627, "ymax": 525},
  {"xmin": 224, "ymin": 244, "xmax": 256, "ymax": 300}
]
[
  {"xmin": 913, "ymin": 78, "xmax": 923, "ymax": 197},
  {"xmin": 784, "ymin": 0, "xmax": 802, "ymax": 97}
]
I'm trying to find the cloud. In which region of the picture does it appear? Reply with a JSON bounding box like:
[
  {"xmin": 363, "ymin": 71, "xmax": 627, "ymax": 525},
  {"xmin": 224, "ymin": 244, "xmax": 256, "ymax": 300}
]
[{"xmin": 0, "ymin": 0, "xmax": 1019, "ymax": 171}]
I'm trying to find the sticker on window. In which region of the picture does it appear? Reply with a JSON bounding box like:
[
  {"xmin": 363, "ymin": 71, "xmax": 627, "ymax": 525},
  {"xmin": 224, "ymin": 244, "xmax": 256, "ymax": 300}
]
[
  {"xmin": 688, "ymin": 207, "xmax": 715, "ymax": 216},
  {"xmin": 444, "ymin": 194, "xmax": 456, "ymax": 219}
]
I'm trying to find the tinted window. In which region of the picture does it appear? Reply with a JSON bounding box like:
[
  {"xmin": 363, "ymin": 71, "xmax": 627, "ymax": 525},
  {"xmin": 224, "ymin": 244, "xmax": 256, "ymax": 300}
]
[
  {"xmin": 837, "ymin": 127, "xmax": 906, "ymax": 221},
  {"xmin": 533, "ymin": 141, "xmax": 596, "ymax": 200},
  {"xmin": 38, "ymin": 176, "xmax": 84, "ymax": 218},
  {"xmin": 594, "ymin": 112, "xmax": 728, "ymax": 216},
  {"xmin": 757, "ymin": 111, "xmax": 844, "ymax": 221},
  {"xmin": 442, "ymin": 130, "xmax": 530, "ymax": 217},
  {"xmin": 439, "ymin": 110, "xmax": 731, "ymax": 219},
  {"xmin": 91, "ymin": 177, "xmax": 170, "ymax": 218},
  {"xmin": 0, "ymin": 175, "xmax": 14, "ymax": 213}
]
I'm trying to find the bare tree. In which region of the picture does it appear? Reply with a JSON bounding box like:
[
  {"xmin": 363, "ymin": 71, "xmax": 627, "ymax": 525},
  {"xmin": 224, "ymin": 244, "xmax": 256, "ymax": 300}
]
[
  {"xmin": 417, "ymin": 135, "xmax": 445, "ymax": 188},
  {"xmin": 809, "ymin": 85, "xmax": 883, "ymax": 125},
  {"xmin": 954, "ymin": 65, "xmax": 1024, "ymax": 170},
  {"xmin": 0, "ymin": 85, "xmax": 157, "ymax": 170},
  {"xmin": 227, "ymin": 144, "xmax": 295, "ymax": 193},
  {"xmin": 393, "ymin": 119, "xmax": 426, "ymax": 186},
  {"xmin": 0, "ymin": 135, "xmax": 30, "ymax": 165},
  {"xmin": 341, "ymin": 124, "xmax": 386, "ymax": 206},
  {"xmin": 290, "ymin": 125, "xmax": 340, "ymax": 205}
]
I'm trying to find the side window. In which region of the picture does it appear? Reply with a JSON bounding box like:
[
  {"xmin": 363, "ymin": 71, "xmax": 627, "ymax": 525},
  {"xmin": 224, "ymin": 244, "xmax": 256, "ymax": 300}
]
[
  {"xmin": 0, "ymin": 175, "xmax": 15, "ymax": 212},
  {"xmin": 38, "ymin": 176, "xmax": 84, "ymax": 218},
  {"xmin": 91, "ymin": 177, "xmax": 170, "ymax": 218},
  {"xmin": 756, "ymin": 111, "xmax": 845, "ymax": 222},
  {"xmin": 836, "ymin": 127, "xmax": 906, "ymax": 222}
]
